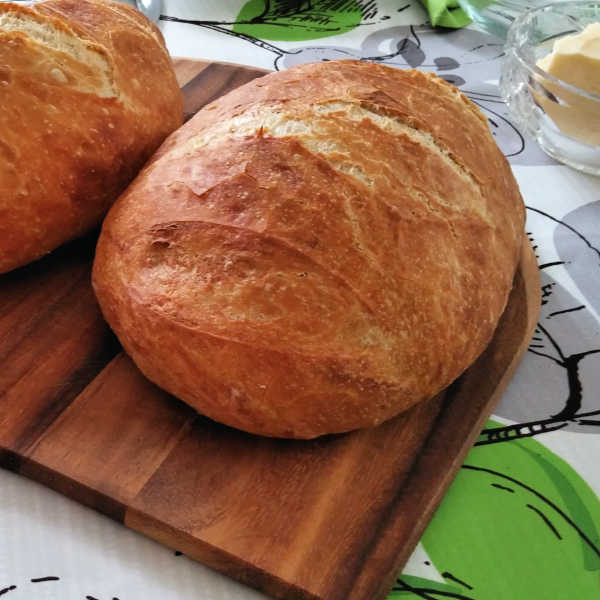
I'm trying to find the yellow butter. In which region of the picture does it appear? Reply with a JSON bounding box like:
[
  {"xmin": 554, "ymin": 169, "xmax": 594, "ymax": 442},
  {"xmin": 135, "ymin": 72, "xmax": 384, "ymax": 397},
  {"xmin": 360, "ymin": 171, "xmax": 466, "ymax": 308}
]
[{"xmin": 535, "ymin": 23, "xmax": 600, "ymax": 146}]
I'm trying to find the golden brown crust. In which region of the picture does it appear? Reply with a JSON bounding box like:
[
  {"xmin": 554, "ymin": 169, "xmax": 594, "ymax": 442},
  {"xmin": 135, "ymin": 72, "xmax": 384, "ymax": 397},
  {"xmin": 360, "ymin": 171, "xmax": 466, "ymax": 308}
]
[
  {"xmin": 0, "ymin": 0, "xmax": 182, "ymax": 273},
  {"xmin": 93, "ymin": 60, "xmax": 525, "ymax": 438}
]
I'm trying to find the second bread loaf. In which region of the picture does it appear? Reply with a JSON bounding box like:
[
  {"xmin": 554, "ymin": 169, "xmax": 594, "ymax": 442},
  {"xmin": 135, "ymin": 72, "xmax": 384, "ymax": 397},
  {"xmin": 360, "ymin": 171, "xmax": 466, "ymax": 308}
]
[{"xmin": 0, "ymin": 0, "xmax": 182, "ymax": 273}]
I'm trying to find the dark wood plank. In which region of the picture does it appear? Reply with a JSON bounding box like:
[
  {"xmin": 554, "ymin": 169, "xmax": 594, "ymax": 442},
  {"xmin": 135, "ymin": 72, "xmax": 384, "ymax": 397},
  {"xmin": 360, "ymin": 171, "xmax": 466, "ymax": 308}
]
[
  {"xmin": 125, "ymin": 393, "xmax": 444, "ymax": 600},
  {"xmin": 172, "ymin": 57, "xmax": 209, "ymax": 87},
  {"xmin": 180, "ymin": 61, "xmax": 268, "ymax": 121},
  {"xmin": 22, "ymin": 354, "xmax": 197, "ymax": 516},
  {"xmin": 0, "ymin": 234, "xmax": 119, "ymax": 456},
  {"xmin": 0, "ymin": 58, "xmax": 541, "ymax": 600}
]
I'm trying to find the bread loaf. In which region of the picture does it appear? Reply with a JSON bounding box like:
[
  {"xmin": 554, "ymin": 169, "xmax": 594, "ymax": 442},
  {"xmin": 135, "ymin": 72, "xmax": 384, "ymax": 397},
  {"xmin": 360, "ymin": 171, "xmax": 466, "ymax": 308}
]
[
  {"xmin": 0, "ymin": 0, "xmax": 182, "ymax": 274},
  {"xmin": 92, "ymin": 60, "xmax": 525, "ymax": 439}
]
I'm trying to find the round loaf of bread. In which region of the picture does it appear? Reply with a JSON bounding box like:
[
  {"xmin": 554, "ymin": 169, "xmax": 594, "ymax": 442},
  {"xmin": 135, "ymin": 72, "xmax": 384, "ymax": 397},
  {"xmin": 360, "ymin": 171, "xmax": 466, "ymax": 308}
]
[
  {"xmin": 0, "ymin": 0, "xmax": 182, "ymax": 274},
  {"xmin": 93, "ymin": 60, "xmax": 525, "ymax": 439}
]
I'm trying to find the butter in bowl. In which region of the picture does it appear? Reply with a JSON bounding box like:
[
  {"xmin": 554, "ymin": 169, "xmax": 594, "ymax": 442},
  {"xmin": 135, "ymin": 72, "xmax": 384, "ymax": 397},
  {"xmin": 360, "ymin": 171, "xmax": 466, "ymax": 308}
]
[{"xmin": 499, "ymin": 1, "xmax": 600, "ymax": 174}]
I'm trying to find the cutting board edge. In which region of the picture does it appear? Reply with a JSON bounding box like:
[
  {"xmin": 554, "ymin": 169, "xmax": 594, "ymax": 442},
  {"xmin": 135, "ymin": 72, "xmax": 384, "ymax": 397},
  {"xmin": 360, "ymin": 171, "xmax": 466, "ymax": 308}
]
[
  {"xmin": 174, "ymin": 56, "xmax": 271, "ymax": 71},
  {"xmin": 0, "ymin": 449, "xmax": 128, "ymax": 522},
  {"xmin": 125, "ymin": 505, "xmax": 322, "ymax": 600}
]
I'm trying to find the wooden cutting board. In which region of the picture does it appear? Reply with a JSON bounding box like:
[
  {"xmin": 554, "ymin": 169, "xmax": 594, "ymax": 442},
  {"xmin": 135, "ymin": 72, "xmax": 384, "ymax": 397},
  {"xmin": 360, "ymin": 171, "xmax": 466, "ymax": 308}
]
[{"xmin": 0, "ymin": 59, "xmax": 541, "ymax": 600}]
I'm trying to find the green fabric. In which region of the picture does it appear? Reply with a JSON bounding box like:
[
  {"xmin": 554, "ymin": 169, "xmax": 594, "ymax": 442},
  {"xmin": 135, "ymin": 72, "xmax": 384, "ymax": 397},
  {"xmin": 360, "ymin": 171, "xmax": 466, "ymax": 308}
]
[
  {"xmin": 233, "ymin": 1, "xmax": 364, "ymax": 41},
  {"xmin": 418, "ymin": 0, "xmax": 472, "ymax": 28}
]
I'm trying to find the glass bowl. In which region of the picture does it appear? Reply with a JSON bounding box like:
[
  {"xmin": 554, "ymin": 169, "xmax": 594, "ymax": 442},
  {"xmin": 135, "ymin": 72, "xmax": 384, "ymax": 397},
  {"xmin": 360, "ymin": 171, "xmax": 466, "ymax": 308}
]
[{"xmin": 499, "ymin": 1, "xmax": 600, "ymax": 174}]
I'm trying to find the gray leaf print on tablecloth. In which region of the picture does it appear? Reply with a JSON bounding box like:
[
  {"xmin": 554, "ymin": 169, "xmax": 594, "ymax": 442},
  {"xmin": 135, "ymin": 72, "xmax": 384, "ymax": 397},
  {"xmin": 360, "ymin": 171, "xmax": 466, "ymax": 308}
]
[{"xmin": 490, "ymin": 205, "xmax": 600, "ymax": 441}]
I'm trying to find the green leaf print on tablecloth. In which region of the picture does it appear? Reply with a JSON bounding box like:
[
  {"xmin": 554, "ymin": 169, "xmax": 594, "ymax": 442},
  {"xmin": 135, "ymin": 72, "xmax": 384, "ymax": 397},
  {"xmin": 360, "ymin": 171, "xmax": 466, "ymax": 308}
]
[
  {"xmin": 233, "ymin": 1, "xmax": 365, "ymax": 41},
  {"xmin": 391, "ymin": 420, "xmax": 600, "ymax": 599}
]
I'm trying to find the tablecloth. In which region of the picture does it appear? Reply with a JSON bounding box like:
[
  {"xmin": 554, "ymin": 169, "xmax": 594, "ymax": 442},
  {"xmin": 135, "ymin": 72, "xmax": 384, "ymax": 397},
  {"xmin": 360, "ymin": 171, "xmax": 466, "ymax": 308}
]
[{"xmin": 1, "ymin": 1, "xmax": 599, "ymax": 599}]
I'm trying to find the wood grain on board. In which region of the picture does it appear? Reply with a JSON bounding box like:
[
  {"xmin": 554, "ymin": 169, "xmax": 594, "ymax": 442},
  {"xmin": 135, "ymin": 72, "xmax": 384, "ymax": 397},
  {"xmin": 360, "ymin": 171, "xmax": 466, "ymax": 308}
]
[{"xmin": 0, "ymin": 59, "xmax": 541, "ymax": 600}]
